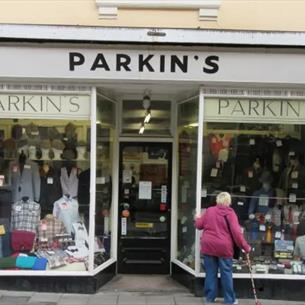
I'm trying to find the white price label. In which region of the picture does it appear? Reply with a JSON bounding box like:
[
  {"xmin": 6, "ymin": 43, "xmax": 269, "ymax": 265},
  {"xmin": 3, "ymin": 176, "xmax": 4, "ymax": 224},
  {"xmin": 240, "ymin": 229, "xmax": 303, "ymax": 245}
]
[
  {"xmin": 240, "ymin": 185, "xmax": 246, "ymax": 192},
  {"xmin": 289, "ymin": 194, "xmax": 297, "ymax": 203},
  {"xmin": 259, "ymin": 225, "xmax": 266, "ymax": 231},
  {"xmin": 237, "ymin": 201, "xmax": 244, "ymax": 206},
  {"xmin": 276, "ymin": 140, "xmax": 283, "ymax": 147},
  {"xmin": 249, "ymin": 139, "xmax": 255, "ymax": 145},
  {"xmin": 201, "ymin": 189, "xmax": 207, "ymax": 198},
  {"xmin": 210, "ymin": 168, "xmax": 218, "ymax": 177},
  {"xmin": 275, "ymin": 231, "xmax": 282, "ymax": 239}
]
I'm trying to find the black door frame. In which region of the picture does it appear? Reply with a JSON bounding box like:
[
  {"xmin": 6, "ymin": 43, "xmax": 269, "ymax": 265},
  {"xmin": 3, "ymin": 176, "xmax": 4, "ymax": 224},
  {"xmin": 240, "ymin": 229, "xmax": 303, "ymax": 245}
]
[{"xmin": 117, "ymin": 141, "xmax": 173, "ymax": 274}]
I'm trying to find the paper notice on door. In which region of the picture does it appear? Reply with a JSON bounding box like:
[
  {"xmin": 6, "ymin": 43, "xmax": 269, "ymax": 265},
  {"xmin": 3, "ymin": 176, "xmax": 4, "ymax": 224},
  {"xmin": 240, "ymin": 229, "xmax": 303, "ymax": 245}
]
[
  {"xmin": 123, "ymin": 170, "xmax": 132, "ymax": 183},
  {"xmin": 161, "ymin": 185, "xmax": 167, "ymax": 203},
  {"xmin": 139, "ymin": 181, "xmax": 152, "ymax": 199},
  {"xmin": 121, "ymin": 217, "xmax": 127, "ymax": 236}
]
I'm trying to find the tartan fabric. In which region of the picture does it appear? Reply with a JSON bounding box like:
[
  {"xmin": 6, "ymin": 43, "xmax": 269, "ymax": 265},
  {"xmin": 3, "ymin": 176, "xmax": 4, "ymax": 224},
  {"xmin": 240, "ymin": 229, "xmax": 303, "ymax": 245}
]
[
  {"xmin": 11, "ymin": 199, "xmax": 41, "ymax": 233},
  {"xmin": 37, "ymin": 216, "xmax": 67, "ymax": 243}
]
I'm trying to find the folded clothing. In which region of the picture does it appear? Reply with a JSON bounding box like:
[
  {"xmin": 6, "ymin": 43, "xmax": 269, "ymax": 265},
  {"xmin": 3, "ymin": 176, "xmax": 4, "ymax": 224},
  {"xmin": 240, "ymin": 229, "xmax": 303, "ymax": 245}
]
[
  {"xmin": 16, "ymin": 256, "xmax": 36, "ymax": 269},
  {"xmin": 32, "ymin": 258, "xmax": 48, "ymax": 270},
  {"xmin": 11, "ymin": 230, "xmax": 35, "ymax": 252},
  {"xmin": 0, "ymin": 257, "xmax": 17, "ymax": 269}
]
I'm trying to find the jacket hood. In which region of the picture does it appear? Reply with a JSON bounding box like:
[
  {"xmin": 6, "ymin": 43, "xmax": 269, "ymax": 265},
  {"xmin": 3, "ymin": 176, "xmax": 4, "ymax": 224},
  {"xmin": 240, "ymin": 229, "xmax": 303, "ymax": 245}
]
[{"xmin": 214, "ymin": 204, "xmax": 234, "ymax": 217}]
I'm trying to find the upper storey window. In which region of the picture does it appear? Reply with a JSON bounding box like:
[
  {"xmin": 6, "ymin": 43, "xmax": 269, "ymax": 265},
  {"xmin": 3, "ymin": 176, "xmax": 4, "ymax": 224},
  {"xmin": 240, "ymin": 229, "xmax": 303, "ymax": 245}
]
[{"xmin": 96, "ymin": 0, "xmax": 221, "ymax": 21}]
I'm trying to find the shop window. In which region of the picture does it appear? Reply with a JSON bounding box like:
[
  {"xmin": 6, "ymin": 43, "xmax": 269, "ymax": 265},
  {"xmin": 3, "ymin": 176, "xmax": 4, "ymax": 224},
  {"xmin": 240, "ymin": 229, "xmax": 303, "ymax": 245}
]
[
  {"xmin": 200, "ymin": 97, "xmax": 305, "ymax": 275},
  {"xmin": 0, "ymin": 93, "xmax": 91, "ymax": 272},
  {"xmin": 94, "ymin": 94, "xmax": 116, "ymax": 268},
  {"xmin": 176, "ymin": 97, "xmax": 199, "ymax": 269}
]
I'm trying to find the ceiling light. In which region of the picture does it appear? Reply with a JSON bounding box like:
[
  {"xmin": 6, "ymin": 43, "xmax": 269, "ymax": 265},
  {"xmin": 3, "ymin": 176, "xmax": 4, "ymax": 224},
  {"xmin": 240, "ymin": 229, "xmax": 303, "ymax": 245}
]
[
  {"xmin": 139, "ymin": 123, "xmax": 145, "ymax": 134},
  {"xmin": 144, "ymin": 109, "xmax": 151, "ymax": 124}
]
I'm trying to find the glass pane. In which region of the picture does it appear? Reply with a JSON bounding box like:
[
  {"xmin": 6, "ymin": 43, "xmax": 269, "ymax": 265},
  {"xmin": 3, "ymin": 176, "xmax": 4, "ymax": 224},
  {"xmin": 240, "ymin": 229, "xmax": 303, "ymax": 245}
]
[
  {"xmin": 0, "ymin": 115, "xmax": 91, "ymax": 271},
  {"xmin": 121, "ymin": 99, "xmax": 171, "ymax": 136},
  {"xmin": 94, "ymin": 95, "xmax": 115, "ymax": 268},
  {"xmin": 201, "ymin": 97, "xmax": 305, "ymax": 274},
  {"xmin": 176, "ymin": 98, "xmax": 199, "ymax": 269}
]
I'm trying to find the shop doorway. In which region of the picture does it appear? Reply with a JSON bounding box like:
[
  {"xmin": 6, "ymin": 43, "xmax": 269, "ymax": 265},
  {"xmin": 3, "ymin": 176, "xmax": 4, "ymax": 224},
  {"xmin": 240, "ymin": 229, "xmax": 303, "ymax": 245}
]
[{"xmin": 118, "ymin": 142, "xmax": 172, "ymax": 274}]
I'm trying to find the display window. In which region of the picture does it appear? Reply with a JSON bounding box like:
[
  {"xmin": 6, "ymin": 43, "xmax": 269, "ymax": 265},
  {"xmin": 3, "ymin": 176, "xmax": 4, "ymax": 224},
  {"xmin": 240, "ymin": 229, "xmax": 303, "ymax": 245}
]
[
  {"xmin": 200, "ymin": 97, "xmax": 305, "ymax": 275},
  {"xmin": 0, "ymin": 93, "xmax": 93, "ymax": 272},
  {"xmin": 176, "ymin": 97, "xmax": 199, "ymax": 269}
]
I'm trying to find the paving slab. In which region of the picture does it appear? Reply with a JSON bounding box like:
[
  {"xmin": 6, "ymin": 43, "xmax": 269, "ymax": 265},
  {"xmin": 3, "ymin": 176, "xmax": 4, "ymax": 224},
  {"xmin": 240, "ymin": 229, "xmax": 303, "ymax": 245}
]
[
  {"xmin": 146, "ymin": 295, "xmax": 175, "ymax": 304},
  {"xmin": 57, "ymin": 293, "xmax": 90, "ymax": 305},
  {"xmin": 29, "ymin": 293, "xmax": 62, "ymax": 303}
]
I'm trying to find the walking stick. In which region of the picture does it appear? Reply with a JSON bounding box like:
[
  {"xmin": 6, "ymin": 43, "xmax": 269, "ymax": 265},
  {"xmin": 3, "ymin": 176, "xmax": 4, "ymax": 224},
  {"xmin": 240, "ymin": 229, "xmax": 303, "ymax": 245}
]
[{"xmin": 245, "ymin": 253, "xmax": 262, "ymax": 305}]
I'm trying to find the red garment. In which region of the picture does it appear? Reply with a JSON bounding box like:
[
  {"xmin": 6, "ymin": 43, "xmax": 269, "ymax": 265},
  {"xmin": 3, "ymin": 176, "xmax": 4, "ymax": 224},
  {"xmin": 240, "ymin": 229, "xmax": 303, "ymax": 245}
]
[
  {"xmin": 195, "ymin": 205, "xmax": 251, "ymax": 258},
  {"xmin": 11, "ymin": 230, "xmax": 35, "ymax": 252}
]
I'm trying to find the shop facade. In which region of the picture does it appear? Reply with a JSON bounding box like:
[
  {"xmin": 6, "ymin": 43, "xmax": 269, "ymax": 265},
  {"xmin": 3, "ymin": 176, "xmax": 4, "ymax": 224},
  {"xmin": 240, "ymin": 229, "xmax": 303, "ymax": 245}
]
[{"xmin": 0, "ymin": 34, "xmax": 305, "ymax": 299}]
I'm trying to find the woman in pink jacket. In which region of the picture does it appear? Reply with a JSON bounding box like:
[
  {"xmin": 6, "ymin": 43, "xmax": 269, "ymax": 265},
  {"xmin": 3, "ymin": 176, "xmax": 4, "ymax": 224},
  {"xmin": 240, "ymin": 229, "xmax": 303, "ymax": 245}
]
[{"xmin": 195, "ymin": 192, "xmax": 251, "ymax": 305}]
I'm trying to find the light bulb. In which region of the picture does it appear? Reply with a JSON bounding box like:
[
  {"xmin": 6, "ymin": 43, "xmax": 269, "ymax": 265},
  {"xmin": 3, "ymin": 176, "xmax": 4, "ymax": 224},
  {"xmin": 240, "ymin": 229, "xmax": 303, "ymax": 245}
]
[
  {"xmin": 144, "ymin": 110, "xmax": 151, "ymax": 123},
  {"xmin": 139, "ymin": 123, "xmax": 145, "ymax": 134}
]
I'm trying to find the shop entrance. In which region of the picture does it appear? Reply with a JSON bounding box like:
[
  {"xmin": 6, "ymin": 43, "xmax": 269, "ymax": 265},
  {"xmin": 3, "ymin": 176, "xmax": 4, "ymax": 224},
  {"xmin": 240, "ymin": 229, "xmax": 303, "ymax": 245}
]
[{"xmin": 118, "ymin": 142, "xmax": 172, "ymax": 274}]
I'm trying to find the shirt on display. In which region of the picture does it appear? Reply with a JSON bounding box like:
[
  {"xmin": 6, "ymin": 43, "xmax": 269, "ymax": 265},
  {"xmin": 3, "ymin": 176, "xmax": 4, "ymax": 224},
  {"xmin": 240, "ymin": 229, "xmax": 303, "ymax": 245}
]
[
  {"xmin": 60, "ymin": 167, "xmax": 79, "ymax": 198},
  {"xmin": 11, "ymin": 198, "xmax": 41, "ymax": 233},
  {"xmin": 53, "ymin": 195, "xmax": 80, "ymax": 234}
]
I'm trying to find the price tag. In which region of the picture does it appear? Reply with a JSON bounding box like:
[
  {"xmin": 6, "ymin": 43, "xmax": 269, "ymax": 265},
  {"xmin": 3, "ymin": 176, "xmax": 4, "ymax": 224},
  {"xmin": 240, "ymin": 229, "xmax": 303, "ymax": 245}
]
[
  {"xmin": 289, "ymin": 193, "xmax": 297, "ymax": 203},
  {"xmin": 237, "ymin": 201, "xmax": 244, "ymax": 206},
  {"xmin": 259, "ymin": 196, "xmax": 269, "ymax": 206},
  {"xmin": 124, "ymin": 189, "xmax": 130, "ymax": 195},
  {"xmin": 292, "ymin": 183, "xmax": 298, "ymax": 189},
  {"xmin": 47, "ymin": 177, "xmax": 53, "ymax": 184},
  {"xmin": 210, "ymin": 168, "xmax": 218, "ymax": 177},
  {"xmin": 182, "ymin": 226, "xmax": 187, "ymax": 233},
  {"xmin": 276, "ymin": 140, "xmax": 283, "ymax": 147},
  {"xmin": 0, "ymin": 225, "xmax": 6, "ymax": 235},
  {"xmin": 291, "ymin": 171, "xmax": 299, "ymax": 179},
  {"xmin": 12, "ymin": 165, "xmax": 18, "ymax": 173},
  {"xmin": 249, "ymin": 139, "xmax": 255, "ymax": 145},
  {"xmin": 259, "ymin": 225, "xmax": 266, "ymax": 231},
  {"xmin": 201, "ymin": 189, "xmax": 207, "ymax": 198},
  {"xmin": 24, "ymin": 164, "xmax": 31, "ymax": 169},
  {"xmin": 289, "ymin": 151, "xmax": 295, "ymax": 156},
  {"xmin": 248, "ymin": 171, "xmax": 253, "ymax": 178},
  {"xmin": 275, "ymin": 231, "xmax": 282, "ymax": 239},
  {"xmin": 31, "ymin": 131, "xmax": 39, "ymax": 136},
  {"xmin": 216, "ymin": 161, "xmax": 221, "ymax": 168},
  {"xmin": 240, "ymin": 185, "xmax": 246, "ymax": 192}
]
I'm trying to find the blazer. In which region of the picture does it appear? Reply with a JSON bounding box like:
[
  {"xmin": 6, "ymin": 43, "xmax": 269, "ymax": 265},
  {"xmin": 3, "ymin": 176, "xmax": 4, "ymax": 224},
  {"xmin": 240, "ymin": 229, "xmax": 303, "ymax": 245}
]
[{"xmin": 9, "ymin": 159, "xmax": 41, "ymax": 202}]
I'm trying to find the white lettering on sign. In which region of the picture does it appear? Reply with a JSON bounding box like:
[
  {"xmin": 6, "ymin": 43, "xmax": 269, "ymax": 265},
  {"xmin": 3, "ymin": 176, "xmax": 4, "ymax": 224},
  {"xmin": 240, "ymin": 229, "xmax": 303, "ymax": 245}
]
[{"xmin": 0, "ymin": 94, "xmax": 90, "ymax": 119}]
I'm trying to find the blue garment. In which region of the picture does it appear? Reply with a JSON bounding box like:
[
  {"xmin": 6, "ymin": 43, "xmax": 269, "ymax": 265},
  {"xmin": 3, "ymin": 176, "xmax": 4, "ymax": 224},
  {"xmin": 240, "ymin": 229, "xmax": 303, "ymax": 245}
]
[
  {"xmin": 16, "ymin": 256, "xmax": 36, "ymax": 269},
  {"xmin": 203, "ymin": 255, "xmax": 236, "ymax": 304},
  {"xmin": 32, "ymin": 258, "xmax": 48, "ymax": 270},
  {"xmin": 248, "ymin": 188, "xmax": 275, "ymax": 215}
]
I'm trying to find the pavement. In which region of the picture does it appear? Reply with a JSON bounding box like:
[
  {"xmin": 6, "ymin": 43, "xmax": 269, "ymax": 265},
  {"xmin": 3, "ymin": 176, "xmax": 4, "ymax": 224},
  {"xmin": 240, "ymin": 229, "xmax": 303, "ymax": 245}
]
[{"xmin": 0, "ymin": 275, "xmax": 303, "ymax": 305}]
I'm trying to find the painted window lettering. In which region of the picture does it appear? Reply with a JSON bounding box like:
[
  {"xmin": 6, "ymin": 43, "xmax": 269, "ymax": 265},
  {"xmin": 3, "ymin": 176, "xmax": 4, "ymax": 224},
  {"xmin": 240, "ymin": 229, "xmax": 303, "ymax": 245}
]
[{"xmin": 69, "ymin": 52, "xmax": 219, "ymax": 74}]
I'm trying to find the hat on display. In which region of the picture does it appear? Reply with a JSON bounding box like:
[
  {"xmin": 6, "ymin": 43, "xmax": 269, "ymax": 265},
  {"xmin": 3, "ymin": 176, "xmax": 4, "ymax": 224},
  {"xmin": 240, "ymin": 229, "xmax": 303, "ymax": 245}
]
[
  {"xmin": 48, "ymin": 127, "xmax": 61, "ymax": 140},
  {"xmin": 16, "ymin": 139, "xmax": 28, "ymax": 148},
  {"xmin": 41, "ymin": 139, "xmax": 51, "ymax": 149},
  {"xmin": 65, "ymin": 123, "xmax": 76, "ymax": 139},
  {"xmin": 62, "ymin": 148, "xmax": 77, "ymax": 160},
  {"xmin": 11, "ymin": 125, "xmax": 23, "ymax": 140},
  {"xmin": 52, "ymin": 139, "xmax": 65, "ymax": 150},
  {"xmin": 77, "ymin": 140, "xmax": 87, "ymax": 147},
  {"xmin": 25, "ymin": 123, "xmax": 39, "ymax": 138}
]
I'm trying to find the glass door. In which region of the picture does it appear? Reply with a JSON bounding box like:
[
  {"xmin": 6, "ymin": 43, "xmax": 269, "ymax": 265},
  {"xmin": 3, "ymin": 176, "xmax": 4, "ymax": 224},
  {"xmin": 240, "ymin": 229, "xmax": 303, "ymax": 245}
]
[{"xmin": 118, "ymin": 142, "xmax": 172, "ymax": 274}]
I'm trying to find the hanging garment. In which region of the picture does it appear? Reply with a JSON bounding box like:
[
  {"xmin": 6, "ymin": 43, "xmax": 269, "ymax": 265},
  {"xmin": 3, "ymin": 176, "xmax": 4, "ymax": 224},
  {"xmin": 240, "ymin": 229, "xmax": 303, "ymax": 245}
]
[
  {"xmin": 39, "ymin": 166, "xmax": 62, "ymax": 216},
  {"xmin": 9, "ymin": 159, "xmax": 41, "ymax": 202},
  {"xmin": 60, "ymin": 167, "xmax": 79, "ymax": 198},
  {"xmin": 53, "ymin": 195, "xmax": 80, "ymax": 234}
]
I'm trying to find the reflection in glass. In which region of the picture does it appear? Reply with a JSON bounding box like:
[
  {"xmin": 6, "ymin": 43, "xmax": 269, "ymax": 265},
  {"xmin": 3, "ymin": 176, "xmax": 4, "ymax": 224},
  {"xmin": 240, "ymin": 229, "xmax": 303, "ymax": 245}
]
[{"xmin": 176, "ymin": 98, "xmax": 199, "ymax": 269}]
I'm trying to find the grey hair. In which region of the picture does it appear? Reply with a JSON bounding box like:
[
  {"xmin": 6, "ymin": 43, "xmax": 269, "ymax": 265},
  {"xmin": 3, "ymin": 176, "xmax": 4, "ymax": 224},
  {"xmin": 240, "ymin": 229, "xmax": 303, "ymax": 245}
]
[{"xmin": 216, "ymin": 192, "xmax": 232, "ymax": 206}]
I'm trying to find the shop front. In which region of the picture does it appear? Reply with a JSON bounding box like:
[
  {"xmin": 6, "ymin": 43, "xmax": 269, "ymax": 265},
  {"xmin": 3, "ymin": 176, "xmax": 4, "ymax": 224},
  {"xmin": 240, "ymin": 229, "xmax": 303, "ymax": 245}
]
[{"xmin": 0, "ymin": 41, "xmax": 305, "ymax": 299}]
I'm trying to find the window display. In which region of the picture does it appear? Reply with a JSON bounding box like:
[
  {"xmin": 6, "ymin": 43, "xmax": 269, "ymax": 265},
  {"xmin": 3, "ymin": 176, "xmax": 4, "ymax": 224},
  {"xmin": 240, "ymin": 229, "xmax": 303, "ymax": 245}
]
[
  {"xmin": 176, "ymin": 98, "xmax": 199, "ymax": 269},
  {"xmin": 0, "ymin": 118, "xmax": 91, "ymax": 271},
  {"xmin": 200, "ymin": 98, "xmax": 305, "ymax": 276}
]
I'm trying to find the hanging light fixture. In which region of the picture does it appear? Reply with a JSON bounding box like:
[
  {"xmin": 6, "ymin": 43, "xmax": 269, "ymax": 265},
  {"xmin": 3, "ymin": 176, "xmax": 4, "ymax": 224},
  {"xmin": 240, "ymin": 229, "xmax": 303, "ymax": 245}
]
[
  {"xmin": 139, "ymin": 122, "xmax": 145, "ymax": 134},
  {"xmin": 144, "ymin": 109, "xmax": 151, "ymax": 123}
]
